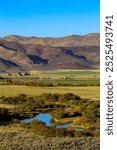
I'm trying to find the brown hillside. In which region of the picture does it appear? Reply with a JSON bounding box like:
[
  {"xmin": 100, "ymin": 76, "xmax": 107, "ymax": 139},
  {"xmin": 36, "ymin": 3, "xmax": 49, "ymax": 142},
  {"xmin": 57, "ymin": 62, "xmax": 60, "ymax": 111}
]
[{"xmin": 0, "ymin": 34, "xmax": 100, "ymax": 72}]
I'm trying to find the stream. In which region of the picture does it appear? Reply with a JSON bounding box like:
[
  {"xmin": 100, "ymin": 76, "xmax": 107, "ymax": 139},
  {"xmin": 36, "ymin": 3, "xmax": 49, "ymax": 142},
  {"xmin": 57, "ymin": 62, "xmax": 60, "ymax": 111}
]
[{"xmin": 23, "ymin": 113, "xmax": 73, "ymax": 129}]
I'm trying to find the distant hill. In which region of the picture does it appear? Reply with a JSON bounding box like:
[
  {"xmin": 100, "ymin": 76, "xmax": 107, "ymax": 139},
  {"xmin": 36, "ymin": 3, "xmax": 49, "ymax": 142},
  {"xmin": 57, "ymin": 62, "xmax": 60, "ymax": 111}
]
[
  {"xmin": 3, "ymin": 33, "xmax": 100, "ymax": 47},
  {"xmin": 0, "ymin": 33, "xmax": 100, "ymax": 73}
]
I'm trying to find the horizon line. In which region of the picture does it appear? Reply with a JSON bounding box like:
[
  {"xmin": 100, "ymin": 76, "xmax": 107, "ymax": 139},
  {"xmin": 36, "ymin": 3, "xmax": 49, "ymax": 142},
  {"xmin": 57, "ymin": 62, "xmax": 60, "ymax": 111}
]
[{"xmin": 0, "ymin": 32, "xmax": 100, "ymax": 39}]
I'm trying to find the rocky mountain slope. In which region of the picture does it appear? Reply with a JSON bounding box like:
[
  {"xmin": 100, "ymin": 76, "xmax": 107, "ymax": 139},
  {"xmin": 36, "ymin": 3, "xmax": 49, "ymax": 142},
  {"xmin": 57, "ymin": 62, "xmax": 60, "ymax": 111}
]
[{"xmin": 0, "ymin": 33, "xmax": 100, "ymax": 73}]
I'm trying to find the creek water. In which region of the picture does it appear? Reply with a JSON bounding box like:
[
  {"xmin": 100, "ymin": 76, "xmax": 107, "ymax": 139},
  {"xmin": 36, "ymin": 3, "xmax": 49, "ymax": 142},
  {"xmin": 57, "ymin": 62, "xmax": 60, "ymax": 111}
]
[{"xmin": 22, "ymin": 113, "xmax": 70, "ymax": 128}]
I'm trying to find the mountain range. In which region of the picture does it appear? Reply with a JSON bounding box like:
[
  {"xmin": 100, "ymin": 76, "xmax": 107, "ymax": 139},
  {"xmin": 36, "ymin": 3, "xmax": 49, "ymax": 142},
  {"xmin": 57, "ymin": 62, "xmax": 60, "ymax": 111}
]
[{"xmin": 0, "ymin": 33, "xmax": 100, "ymax": 73}]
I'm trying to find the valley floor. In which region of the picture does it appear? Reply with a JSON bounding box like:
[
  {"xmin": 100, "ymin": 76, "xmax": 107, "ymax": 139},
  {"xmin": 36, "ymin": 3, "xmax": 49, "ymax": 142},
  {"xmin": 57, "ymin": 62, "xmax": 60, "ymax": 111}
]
[
  {"xmin": 0, "ymin": 125, "xmax": 99, "ymax": 150},
  {"xmin": 0, "ymin": 85, "xmax": 99, "ymax": 100}
]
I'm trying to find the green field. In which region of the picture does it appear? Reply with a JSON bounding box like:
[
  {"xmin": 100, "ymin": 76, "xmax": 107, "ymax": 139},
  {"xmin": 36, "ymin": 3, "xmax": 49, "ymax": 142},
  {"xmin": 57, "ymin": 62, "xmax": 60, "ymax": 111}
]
[
  {"xmin": 1, "ymin": 70, "xmax": 100, "ymax": 86},
  {"xmin": 0, "ymin": 85, "xmax": 99, "ymax": 100},
  {"xmin": 17, "ymin": 70, "xmax": 100, "ymax": 79}
]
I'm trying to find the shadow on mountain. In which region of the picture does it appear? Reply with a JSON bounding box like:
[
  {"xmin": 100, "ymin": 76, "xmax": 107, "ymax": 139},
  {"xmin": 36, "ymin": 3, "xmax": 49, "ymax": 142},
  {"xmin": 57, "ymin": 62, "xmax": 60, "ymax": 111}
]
[
  {"xmin": 28, "ymin": 55, "xmax": 48, "ymax": 64},
  {"xmin": 0, "ymin": 58, "xmax": 19, "ymax": 67},
  {"xmin": 61, "ymin": 48, "xmax": 86, "ymax": 60}
]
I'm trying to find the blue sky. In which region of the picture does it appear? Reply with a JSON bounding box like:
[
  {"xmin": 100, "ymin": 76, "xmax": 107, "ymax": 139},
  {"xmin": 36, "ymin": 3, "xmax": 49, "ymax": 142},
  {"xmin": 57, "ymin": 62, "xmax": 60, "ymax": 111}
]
[{"xmin": 0, "ymin": 0, "xmax": 100, "ymax": 37}]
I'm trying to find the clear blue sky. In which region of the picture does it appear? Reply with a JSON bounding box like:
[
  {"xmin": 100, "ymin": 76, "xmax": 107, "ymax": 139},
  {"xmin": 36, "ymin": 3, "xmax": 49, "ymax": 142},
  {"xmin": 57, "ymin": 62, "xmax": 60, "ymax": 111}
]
[{"xmin": 0, "ymin": 0, "xmax": 100, "ymax": 37}]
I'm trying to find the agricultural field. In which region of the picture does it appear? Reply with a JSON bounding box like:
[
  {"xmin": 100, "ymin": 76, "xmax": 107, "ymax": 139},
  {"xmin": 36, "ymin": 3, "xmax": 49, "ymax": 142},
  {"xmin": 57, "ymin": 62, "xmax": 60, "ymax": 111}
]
[
  {"xmin": 0, "ymin": 85, "xmax": 99, "ymax": 100},
  {"xmin": 0, "ymin": 70, "xmax": 100, "ymax": 86},
  {"xmin": 0, "ymin": 70, "xmax": 100, "ymax": 99},
  {"xmin": 30, "ymin": 69, "xmax": 100, "ymax": 79}
]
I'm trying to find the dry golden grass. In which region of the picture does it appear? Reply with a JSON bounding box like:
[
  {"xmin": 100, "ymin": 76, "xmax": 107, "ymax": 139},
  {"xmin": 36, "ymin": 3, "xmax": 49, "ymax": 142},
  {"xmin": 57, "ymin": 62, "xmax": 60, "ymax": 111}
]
[{"xmin": 0, "ymin": 85, "xmax": 99, "ymax": 100}]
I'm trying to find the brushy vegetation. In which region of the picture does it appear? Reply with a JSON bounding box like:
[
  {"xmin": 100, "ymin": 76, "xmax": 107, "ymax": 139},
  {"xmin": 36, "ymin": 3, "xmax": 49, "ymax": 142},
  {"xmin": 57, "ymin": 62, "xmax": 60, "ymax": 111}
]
[
  {"xmin": 0, "ymin": 93, "xmax": 81, "ymax": 112},
  {"xmin": 0, "ymin": 93, "xmax": 100, "ymax": 138}
]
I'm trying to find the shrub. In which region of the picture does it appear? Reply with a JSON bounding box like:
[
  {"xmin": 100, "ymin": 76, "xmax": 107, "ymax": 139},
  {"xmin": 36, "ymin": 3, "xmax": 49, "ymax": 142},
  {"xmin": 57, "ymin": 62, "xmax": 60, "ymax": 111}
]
[
  {"xmin": 0, "ymin": 107, "xmax": 9, "ymax": 116},
  {"xmin": 30, "ymin": 119, "xmax": 46, "ymax": 129},
  {"xmin": 59, "ymin": 93, "xmax": 81, "ymax": 101},
  {"xmin": 82, "ymin": 107, "xmax": 97, "ymax": 123},
  {"xmin": 39, "ymin": 93, "xmax": 59, "ymax": 102},
  {"xmin": 51, "ymin": 109, "xmax": 69, "ymax": 119}
]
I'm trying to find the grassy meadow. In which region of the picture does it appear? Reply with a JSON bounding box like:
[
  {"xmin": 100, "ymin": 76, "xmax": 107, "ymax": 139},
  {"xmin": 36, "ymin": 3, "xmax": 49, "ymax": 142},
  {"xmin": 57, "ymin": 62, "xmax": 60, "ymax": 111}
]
[{"xmin": 0, "ymin": 85, "xmax": 99, "ymax": 100}]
